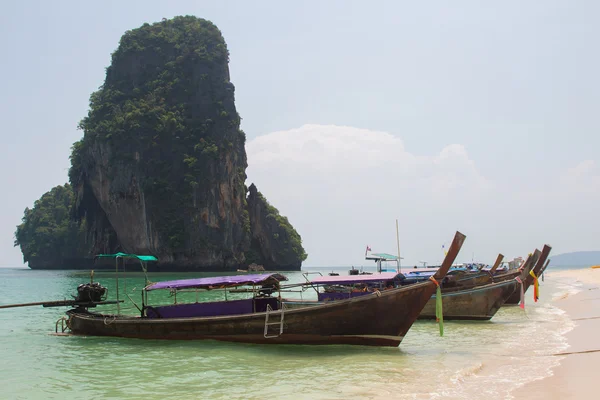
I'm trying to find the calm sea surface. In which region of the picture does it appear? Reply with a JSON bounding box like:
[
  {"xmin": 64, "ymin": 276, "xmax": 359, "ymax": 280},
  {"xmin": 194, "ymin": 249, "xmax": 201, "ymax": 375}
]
[{"xmin": 0, "ymin": 266, "xmax": 579, "ymax": 399}]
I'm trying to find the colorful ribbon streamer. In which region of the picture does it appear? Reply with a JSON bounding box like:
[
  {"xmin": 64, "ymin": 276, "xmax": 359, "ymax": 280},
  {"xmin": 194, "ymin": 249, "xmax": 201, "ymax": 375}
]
[
  {"xmin": 429, "ymin": 276, "xmax": 444, "ymax": 336},
  {"xmin": 529, "ymin": 270, "xmax": 539, "ymax": 302}
]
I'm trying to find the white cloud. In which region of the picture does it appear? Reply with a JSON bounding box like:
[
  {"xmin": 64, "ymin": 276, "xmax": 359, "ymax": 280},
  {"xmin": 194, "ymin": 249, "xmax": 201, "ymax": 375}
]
[
  {"xmin": 246, "ymin": 124, "xmax": 600, "ymax": 267},
  {"xmin": 246, "ymin": 124, "xmax": 600, "ymax": 268},
  {"xmin": 560, "ymin": 160, "xmax": 600, "ymax": 190},
  {"xmin": 246, "ymin": 124, "xmax": 496, "ymax": 267},
  {"xmin": 247, "ymin": 124, "xmax": 489, "ymax": 193}
]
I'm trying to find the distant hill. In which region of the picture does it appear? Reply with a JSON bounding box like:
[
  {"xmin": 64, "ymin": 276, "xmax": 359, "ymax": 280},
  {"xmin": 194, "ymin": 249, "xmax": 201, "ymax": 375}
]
[{"xmin": 549, "ymin": 251, "xmax": 600, "ymax": 267}]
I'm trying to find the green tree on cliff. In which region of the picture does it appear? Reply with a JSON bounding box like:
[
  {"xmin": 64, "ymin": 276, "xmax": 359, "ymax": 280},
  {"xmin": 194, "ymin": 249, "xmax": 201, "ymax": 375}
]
[
  {"xmin": 259, "ymin": 191, "xmax": 308, "ymax": 262},
  {"xmin": 14, "ymin": 184, "xmax": 86, "ymax": 265}
]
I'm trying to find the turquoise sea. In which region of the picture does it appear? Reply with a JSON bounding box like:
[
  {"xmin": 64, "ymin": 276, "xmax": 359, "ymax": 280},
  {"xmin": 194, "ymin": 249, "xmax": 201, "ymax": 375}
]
[{"xmin": 0, "ymin": 266, "xmax": 580, "ymax": 399}]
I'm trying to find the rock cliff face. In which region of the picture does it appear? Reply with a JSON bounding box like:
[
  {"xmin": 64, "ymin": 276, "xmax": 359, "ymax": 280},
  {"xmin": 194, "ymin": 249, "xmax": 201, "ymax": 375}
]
[{"xmin": 62, "ymin": 16, "xmax": 305, "ymax": 271}]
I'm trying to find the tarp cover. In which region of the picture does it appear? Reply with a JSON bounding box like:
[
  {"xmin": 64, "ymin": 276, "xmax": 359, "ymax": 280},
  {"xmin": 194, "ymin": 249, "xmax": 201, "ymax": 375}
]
[
  {"xmin": 310, "ymin": 272, "xmax": 404, "ymax": 285},
  {"xmin": 145, "ymin": 273, "xmax": 288, "ymax": 291},
  {"xmin": 95, "ymin": 252, "xmax": 158, "ymax": 262}
]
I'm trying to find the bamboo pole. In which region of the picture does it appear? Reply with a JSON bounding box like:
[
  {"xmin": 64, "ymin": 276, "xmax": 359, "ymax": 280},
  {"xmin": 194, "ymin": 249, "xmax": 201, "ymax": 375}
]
[
  {"xmin": 396, "ymin": 219, "xmax": 401, "ymax": 273},
  {"xmin": 115, "ymin": 257, "xmax": 121, "ymax": 315}
]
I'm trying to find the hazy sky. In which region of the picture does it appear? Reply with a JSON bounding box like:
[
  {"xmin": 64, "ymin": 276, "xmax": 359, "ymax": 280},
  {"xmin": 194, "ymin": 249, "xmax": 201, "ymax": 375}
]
[{"xmin": 1, "ymin": 1, "xmax": 598, "ymax": 268}]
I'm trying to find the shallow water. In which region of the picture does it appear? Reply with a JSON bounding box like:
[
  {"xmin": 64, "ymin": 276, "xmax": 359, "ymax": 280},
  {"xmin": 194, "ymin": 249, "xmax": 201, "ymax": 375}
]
[{"xmin": 0, "ymin": 267, "xmax": 577, "ymax": 399}]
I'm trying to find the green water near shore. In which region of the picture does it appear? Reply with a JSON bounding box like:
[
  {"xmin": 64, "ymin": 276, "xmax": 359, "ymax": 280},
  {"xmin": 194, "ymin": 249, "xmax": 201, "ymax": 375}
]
[{"xmin": 0, "ymin": 267, "xmax": 578, "ymax": 399}]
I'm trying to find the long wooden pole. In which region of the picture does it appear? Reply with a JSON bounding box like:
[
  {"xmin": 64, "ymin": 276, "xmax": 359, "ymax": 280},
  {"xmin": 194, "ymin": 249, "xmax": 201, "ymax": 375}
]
[
  {"xmin": 396, "ymin": 219, "xmax": 401, "ymax": 273},
  {"xmin": 116, "ymin": 257, "xmax": 121, "ymax": 315},
  {"xmin": 0, "ymin": 299, "xmax": 123, "ymax": 309},
  {"xmin": 0, "ymin": 301, "xmax": 60, "ymax": 309}
]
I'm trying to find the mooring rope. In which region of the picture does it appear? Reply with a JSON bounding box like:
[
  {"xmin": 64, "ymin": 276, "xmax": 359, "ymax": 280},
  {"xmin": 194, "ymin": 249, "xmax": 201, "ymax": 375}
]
[
  {"xmin": 554, "ymin": 349, "xmax": 600, "ymax": 356},
  {"xmin": 572, "ymin": 316, "xmax": 600, "ymax": 321}
]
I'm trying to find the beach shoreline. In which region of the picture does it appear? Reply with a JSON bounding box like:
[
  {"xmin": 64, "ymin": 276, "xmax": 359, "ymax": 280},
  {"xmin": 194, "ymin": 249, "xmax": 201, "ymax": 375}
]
[{"xmin": 515, "ymin": 268, "xmax": 600, "ymax": 400}]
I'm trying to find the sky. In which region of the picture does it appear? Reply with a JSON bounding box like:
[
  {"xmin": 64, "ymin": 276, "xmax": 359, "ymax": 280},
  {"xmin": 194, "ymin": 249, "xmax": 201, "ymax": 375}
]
[{"xmin": 1, "ymin": 1, "xmax": 598, "ymax": 268}]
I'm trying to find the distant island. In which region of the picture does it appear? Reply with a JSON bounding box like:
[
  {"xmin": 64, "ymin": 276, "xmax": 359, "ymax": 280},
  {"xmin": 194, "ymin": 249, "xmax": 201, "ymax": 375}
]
[
  {"xmin": 14, "ymin": 16, "xmax": 307, "ymax": 271},
  {"xmin": 548, "ymin": 251, "xmax": 600, "ymax": 267}
]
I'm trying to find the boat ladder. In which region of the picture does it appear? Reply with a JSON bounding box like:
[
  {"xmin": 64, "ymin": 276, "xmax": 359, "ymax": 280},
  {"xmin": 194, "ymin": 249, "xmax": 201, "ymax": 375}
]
[
  {"xmin": 264, "ymin": 303, "xmax": 287, "ymax": 338},
  {"xmin": 55, "ymin": 316, "xmax": 71, "ymax": 333}
]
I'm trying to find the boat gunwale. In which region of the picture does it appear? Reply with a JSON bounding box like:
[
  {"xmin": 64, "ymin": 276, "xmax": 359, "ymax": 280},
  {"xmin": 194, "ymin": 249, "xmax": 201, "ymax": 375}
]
[{"xmin": 436, "ymin": 279, "xmax": 518, "ymax": 297}]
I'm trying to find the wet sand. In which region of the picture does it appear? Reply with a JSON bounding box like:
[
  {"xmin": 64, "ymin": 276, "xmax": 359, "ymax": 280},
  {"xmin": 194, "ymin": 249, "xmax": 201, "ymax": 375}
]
[{"xmin": 516, "ymin": 268, "xmax": 600, "ymax": 400}]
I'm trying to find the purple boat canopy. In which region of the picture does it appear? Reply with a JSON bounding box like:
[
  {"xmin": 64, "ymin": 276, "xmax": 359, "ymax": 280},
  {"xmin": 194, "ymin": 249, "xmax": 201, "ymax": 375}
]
[
  {"xmin": 145, "ymin": 273, "xmax": 288, "ymax": 292},
  {"xmin": 309, "ymin": 272, "xmax": 405, "ymax": 286}
]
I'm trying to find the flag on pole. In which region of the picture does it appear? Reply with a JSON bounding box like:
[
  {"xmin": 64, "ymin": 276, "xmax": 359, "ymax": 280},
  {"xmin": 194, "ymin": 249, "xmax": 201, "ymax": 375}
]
[{"xmin": 442, "ymin": 244, "xmax": 448, "ymax": 256}]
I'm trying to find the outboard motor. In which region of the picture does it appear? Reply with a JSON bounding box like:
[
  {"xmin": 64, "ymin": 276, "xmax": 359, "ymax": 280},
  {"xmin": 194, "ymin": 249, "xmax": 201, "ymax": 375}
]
[{"xmin": 74, "ymin": 282, "xmax": 107, "ymax": 303}]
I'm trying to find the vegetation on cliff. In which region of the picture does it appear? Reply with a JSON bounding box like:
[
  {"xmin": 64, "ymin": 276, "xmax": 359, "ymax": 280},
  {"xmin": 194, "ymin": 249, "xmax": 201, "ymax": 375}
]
[
  {"xmin": 246, "ymin": 184, "xmax": 307, "ymax": 268},
  {"xmin": 14, "ymin": 184, "xmax": 87, "ymax": 265},
  {"xmin": 257, "ymin": 191, "xmax": 307, "ymax": 262}
]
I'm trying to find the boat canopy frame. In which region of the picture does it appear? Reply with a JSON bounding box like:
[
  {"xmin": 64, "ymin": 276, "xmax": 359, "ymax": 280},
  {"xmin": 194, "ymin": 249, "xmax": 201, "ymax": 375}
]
[
  {"xmin": 94, "ymin": 252, "xmax": 158, "ymax": 315},
  {"xmin": 144, "ymin": 273, "xmax": 288, "ymax": 292}
]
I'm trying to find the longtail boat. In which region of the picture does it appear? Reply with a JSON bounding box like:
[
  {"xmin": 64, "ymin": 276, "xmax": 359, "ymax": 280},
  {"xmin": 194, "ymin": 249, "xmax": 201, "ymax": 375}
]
[
  {"xmin": 539, "ymin": 259, "xmax": 551, "ymax": 276},
  {"xmin": 417, "ymin": 279, "xmax": 516, "ymax": 320},
  {"xmin": 451, "ymin": 250, "xmax": 530, "ymax": 288},
  {"xmin": 300, "ymin": 269, "xmax": 516, "ymax": 321},
  {"xmin": 55, "ymin": 232, "xmax": 466, "ymax": 347},
  {"xmin": 305, "ymin": 264, "xmax": 518, "ymax": 320},
  {"xmin": 504, "ymin": 245, "xmax": 551, "ymax": 305},
  {"xmin": 288, "ymin": 243, "xmax": 517, "ymax": 321},
  {"xmin": 437, "ymin": 245, "xmax": 551, "ymax": 307},
  {"xmin": 399, "ymin": 252, "xmax": 521, "ymax": 319}
]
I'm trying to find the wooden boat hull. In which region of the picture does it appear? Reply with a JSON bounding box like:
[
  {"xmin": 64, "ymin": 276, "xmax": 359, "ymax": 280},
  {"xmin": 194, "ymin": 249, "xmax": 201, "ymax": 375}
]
[
  {"xmin": 505, "ymin": 286, "xmax": 526, "ymax": 305},
  {"xmin": 418, "ymin": 280, "xmax": 517, "ymax": 320},
  {"xmin": 67, "ymin": 280, "xmax": 437, "ymax": 347},
  {"xmin": 454, "ymin": 269, "xmax": 519, "ymax": 288}
]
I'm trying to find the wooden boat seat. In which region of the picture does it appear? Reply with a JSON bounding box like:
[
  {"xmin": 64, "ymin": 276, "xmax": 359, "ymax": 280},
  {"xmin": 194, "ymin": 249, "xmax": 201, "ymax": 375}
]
[{"xmin": 317, "ymin": 291, "xmax": 371, "ymax": 302}]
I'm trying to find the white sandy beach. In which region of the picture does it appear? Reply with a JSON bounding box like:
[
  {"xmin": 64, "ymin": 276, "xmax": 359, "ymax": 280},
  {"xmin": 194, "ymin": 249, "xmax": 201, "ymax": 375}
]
[{"xmin": 516, "ymin": 268, "xmax": 600, "ymax": 400}]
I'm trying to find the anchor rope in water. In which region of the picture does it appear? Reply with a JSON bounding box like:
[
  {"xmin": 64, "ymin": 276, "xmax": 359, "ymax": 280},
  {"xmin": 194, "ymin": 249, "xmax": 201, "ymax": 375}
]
[
  {"xmin": 571, "ymin": 315, "xmax": 600, "ymax": 321},
  {"xmin": 429, "ymin": 276, "xmax": 443, "ymax": 337},
  {"xmin": 554, "ymin": 349, "xmax": 600, "ymax": 356}
]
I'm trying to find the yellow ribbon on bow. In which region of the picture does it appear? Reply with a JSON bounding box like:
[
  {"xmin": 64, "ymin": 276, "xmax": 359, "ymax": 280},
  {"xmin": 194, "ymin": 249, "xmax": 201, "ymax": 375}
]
[{"xmin": 529, "ymin": 270, "xmax": 539, "ymax": 302}]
